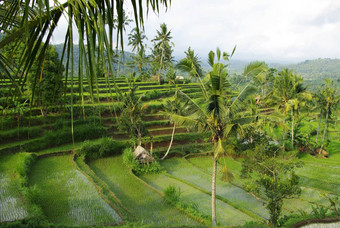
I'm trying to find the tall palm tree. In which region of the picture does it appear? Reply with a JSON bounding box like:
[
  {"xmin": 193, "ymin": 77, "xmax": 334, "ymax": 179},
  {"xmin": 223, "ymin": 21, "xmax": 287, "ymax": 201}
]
[
  {"xmin": 173, "ymin": 48, "xmax": 257, "ymax": 226},
  {"xmin": 152, "ymin": 23, "xmax": 174, "ymax": 84}
]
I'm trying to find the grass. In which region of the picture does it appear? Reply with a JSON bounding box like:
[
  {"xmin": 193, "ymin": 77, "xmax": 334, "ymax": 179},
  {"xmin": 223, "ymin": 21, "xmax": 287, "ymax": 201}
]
[
  {"xmin": 29, "ymin": 155, "xmax": 122, "ymax": 226},
  {"xmin": 88, "ymin": 155, "xmax": 200, "ymax": 226},
  {"xmin": 0, "ymin": 154, "xmax": 28, "ymax": 222}
]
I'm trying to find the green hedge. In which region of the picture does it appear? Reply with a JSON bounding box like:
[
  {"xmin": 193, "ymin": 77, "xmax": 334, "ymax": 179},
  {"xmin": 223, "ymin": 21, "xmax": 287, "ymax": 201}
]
[
  {"xmin": 13, "ymin": 153, "xmax": 45, "ymax": 221},
  {"xmin": 22, "ymin": 124, "xmax": 106, "ymax": 152},
  {"xmin": 0, "ymin": 127, "xmax": 41, "ymax": 143},
  {"xmin": 122, "ymin": 147, "xmax": 162, "ymax": 176},
  {"xmin": 77, "ymin": 137, "xmax": 131, "ymax": 161}
]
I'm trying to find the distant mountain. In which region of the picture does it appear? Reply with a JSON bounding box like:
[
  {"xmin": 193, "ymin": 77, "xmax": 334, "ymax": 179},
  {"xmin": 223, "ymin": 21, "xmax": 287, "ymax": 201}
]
[
  {"xmin": 52, "ymin": 43, "xmax": 135, "ymax": 74},
  {"xmin": 286, "ymin": 58, "xmax": 340, "ymax": 80},
  {"xmin": 50, "ymin": 43, "xmax": 340, "ymax": 81},
  {"xmin": 200, "ymin": 58, "xmax": 340, "ymax": 81}
]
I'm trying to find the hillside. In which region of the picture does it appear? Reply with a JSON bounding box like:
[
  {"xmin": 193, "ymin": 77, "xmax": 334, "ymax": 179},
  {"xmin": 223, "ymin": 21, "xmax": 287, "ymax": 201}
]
[
  {"xmin": 286, "ymin": 58, "xmax": 340, "ymax": 80},
  {"xmin": 52, "ymin": 43, "xmax": 135, "ymax": 75}
]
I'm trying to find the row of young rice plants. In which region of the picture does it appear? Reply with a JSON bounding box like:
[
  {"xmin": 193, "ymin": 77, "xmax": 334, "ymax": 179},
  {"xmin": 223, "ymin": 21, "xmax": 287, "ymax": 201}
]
[
  {"xmin": 294, "ymin": 161, "xmax": 340, "ymax": 195},
  {"xmin": 29, "ymin": 155, "xmax": 122, "ymax": 226},
  {"xmin": 0, "ymin": 154, "xmax": 28, "ymax": 222},
  {"xmin": 187, "ymin": 155, "xmax": 332, "ymax": 215},
  {"xmin": 88, "ymin": 155, "xmax": 200, "ymax": 226},
  {"xmin": 160, "ymin": 157, "xmax": 269, "ymax": 220},
  {"xmin": 140, "ymin": 172, "xmax": 254, "ymax": 226},
  {"xmin": 65, "ymin": 83, "xmax": 199, "ymax": 93}
]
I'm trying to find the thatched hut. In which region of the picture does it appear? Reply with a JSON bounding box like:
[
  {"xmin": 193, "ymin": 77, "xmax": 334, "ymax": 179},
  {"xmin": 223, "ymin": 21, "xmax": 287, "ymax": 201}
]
[{"xmin": 133, "ymin": 146, "xmax": 155, "ymax": 163}]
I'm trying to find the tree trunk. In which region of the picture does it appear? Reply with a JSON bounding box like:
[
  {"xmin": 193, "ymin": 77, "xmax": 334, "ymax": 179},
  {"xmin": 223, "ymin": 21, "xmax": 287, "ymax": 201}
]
[
  {"xmin": 282, "ymin": 119, "xmax": 286, "ymax": 152},
  {"xmin": 150, "ymin": 136, "xmax": 153, "ymax": 155},
  {"xmin": 291, "ymin": 109, "xmax": 294, "ymax": 149},
  {"xmin": 158, "ymin": 47, "xmax": 165, "ymax": 85},
  {"xmin": 212, "ymin": 156, "xmax": 217, "ymax": 226},
  {"xmin": 315, "ymin": 109, "xmax": 322, "ymax": 145},
  {"xmin": 161, "ymin": 123, "xmax": 176, "ymax": 160},
  {"xmin": 137, "ymin": 130, "xmax": 142, "ymax": 146},
  {"xmin": 321, "ymin": 106, "xmax": 330, "ymax": 149}
]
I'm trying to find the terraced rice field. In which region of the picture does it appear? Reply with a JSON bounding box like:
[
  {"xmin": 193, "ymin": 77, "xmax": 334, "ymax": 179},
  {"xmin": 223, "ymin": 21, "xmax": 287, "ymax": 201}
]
[
  {"xmin": 0, "ymin": 154, "xmax": 28, "ymax": 222},
  {"xmin": 89, "ymin": 155, "xmax": 200, "ymax": 226},
  {"xmin": 29, "ymin": 155, "xmax": 122, "ymax": 226},
  {"xmin": 1, "ymin": 77, "xmax": 340, "ymax": 227},
  {"xmin": 160, "ymin": 157, "xmax": 269, "ymax": 220},
  {"xmin": 187, "ymin": 155, "xmax": 339, "ymax": 214}
]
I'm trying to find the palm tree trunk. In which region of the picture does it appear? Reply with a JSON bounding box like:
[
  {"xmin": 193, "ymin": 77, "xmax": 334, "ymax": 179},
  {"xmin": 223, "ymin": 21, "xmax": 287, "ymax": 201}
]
[
  {"xmin": 212, "ymin": 156, "xmax": 217, "ymax": 226},
  {"xmin": 291, "ymin": 109, "xmax": 294, "ymax": 149},
  {"xmin": 315, "ymin": 109, "xmax": 322, "ymax": 145},
  {"xmin": 161, "ymin": 123, "xmax": 176, "ymax": 160},
  {"xmin": 158, "ymin": 47, "xmax": 165, "ymax": 85},
  {"xmin": 321, "ymin": 106, "xmax": 330, "ymax": 149},
  {"xmin": 282, "ymin": 119, "xmax": 286, "ymax": 152}
]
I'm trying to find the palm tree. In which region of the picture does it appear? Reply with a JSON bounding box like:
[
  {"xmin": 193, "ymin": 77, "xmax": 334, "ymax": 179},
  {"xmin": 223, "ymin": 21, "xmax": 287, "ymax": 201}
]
[
  {"xmin": 176, "ymin": 47, "xmax": 206, "ymax": 94},
  {"xmin": 128, "ymin": 46, "xmax": 150, "ymax": 76},
  {"xmin": 128, "ymin": 27, "xmax": 147, "ymax": 52},
  {"xmin": 177, "ymin": 47, "xmax": 204, "ymax": 79},
  {"xmin": 272, "ymin": 69, "xmax": 310, "ymax": 150},
  {"xmin": 152, "ymin": 23, "xmax": 174, "ymax": 84},
  {"xmin": 173, "ymin": 48, "xmax": 257, "ymax": 226},
  {"xmin": 0, "ymin": 0, "xmax": 171, "ymax": 101},
  {"xmin": 317, "ymin": 79, "xmax": 340, "ymax": 149},
  {"xmin": 160, "ymin": 89, "xmax": 189, "ymax": 160}
]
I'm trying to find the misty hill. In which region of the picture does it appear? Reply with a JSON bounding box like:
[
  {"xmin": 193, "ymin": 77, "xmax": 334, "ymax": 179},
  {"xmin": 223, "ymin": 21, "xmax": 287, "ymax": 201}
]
[
  {"xmin": 215, "ymin": 58, "xmax": 340, "ymax": 81},
  {"xmin": 52, "ymin": 43, "xmax": 135, "ymax": 74},
  {"xmin": 286, "ymin": 58, "xmax": 340, "ymax": 80}
]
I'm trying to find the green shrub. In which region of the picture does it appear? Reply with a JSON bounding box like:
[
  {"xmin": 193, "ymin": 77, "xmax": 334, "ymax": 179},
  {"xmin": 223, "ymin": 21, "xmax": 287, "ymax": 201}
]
[
  {"xmin": 78, "ymin": 140, "xmax": 101, "ymax": 160},
  {"xmin": 16, "ymin": 153, "xmax": 36, "ymax": 187},
  {"xmin": 78, "ymin": 137, "xmax": 130, "ymax": 161},
  {"xmin": 164, "ymin": 185, "xmax": 181, "ymax": 205},
  {"xmin": 11, "ymin": 153, "xmax": 45, "ymax": 220},
  {"xmin": 98, "ymin": 137, "xmax": 128, "ymax": 157},
  {"xmin": 22, "ymin": 124, "xmax": 106, "ymax": 152},
  {"xmin": 0, "ymin": 127, "xmax": 41, "ymax": 143},
  {"xmin": 163, "ymin": 184, "xmax": 210, "ymax": 224},
  {"xmin": 52, "ymin": 116, "xmax": 101, "ymax": 130},
  {"xmin": 122, "ymin": 147, "xmax": 162, "ymax": 175}
]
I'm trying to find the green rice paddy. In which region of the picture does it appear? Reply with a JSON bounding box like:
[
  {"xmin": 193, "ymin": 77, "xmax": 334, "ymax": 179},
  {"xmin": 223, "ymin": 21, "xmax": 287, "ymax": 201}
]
[
  {"xmin": 0, "ymin": 154, "xmax": 28, "ymax": 222},
  {"xmin": 29, "ymin": 155, "xmax": 122, "ymax": 226},
  {"xmin": 88, "ymin": 155, "xmax": 200, "ymax": 226}
]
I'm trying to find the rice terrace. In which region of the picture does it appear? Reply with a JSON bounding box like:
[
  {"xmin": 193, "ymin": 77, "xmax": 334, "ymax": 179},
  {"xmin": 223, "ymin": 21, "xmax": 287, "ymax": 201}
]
[{"xmin": 0, "ymin": 0, "xmax": 340, "ymax": 227}]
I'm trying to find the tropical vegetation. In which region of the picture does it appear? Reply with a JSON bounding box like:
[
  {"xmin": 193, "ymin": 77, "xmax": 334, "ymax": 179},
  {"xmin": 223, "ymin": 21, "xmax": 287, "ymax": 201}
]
[{"xmin": 0, "ymin": 1, "xmax": 339, "ymax": 228}]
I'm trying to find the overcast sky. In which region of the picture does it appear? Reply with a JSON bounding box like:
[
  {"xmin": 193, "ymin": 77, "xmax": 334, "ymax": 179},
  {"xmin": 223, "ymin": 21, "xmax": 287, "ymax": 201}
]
[{"xmin": 51, "ymin": 0, "xmax": 340, "ymax": 63}]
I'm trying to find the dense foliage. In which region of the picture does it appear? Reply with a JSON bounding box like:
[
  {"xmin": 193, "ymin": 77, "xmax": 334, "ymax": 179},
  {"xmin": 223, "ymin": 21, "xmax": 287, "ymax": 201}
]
[
  {"xmin": 241, "ymin": 144, "xmax": 303, "ymax": 226},
  {"xmin": 122, "ymin": 147, "xmax": 162, "ymax": 175}
]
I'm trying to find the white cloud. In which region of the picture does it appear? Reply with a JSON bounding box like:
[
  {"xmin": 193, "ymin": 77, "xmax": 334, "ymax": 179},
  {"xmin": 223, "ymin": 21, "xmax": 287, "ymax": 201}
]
[
  {"xmin": 51, "ymin": 0, "xmax": 340, "ymax": 62},
  {"xmin": 140, "ymin": 0, "xmax": 340, "ymax": 62}
]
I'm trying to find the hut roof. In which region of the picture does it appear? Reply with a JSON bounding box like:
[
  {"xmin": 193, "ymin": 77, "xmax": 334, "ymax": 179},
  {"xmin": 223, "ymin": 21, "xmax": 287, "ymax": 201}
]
[
  {"xmin": 133, "ymin": 146, "xmax": 154, "ymax": 163},
  {"xmin": 133, "ymin": 146, "xmax": 150, "ymax": 158}
]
